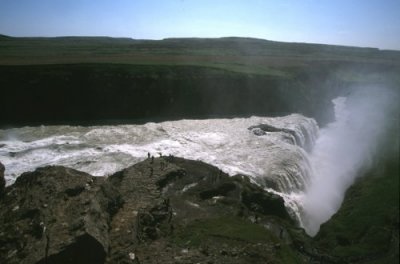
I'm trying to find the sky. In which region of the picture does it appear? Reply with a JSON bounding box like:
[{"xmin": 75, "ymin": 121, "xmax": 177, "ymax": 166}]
[{"xmin": 0, "ymin": 0, "xmax": 399, "ymax": 50}]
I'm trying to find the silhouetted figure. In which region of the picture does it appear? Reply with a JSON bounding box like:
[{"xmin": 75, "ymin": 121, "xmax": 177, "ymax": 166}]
[
  {"xmin": 151, "ymin": 156, "xmax": 154, "ymax": 164},
  {"xmin": 255, "ymin": 214, "xmax": 259, "ymax": 224},
  {"xmin": 0, "ymin": 162, "xmax": 5, "ymax": 197},
  {"xmin": 167, "ymin": 154, "xmax": 174, "ymax": 162},
  {"xmin": 168, "ymin": 210, "xmax": 173, "ymax": 223},
  {"xmin": 163, "ymin": 198, "xmax": 170, "ymax": 207},
  {"xmin": 218, "ymin": 169, "xmax": 223, "ymax": 182},
  {"xmin": 147, "ymin": 152, "xmax": 151, "ymax": 159}
]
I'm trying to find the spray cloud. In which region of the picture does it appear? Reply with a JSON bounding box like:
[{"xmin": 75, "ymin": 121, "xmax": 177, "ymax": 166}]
[{"xmin": 302, "ymin": 86, "xmax": 398, "ymax": 236}]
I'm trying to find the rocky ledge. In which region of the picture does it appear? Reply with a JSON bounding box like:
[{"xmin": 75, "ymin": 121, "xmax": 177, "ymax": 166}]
[
  {"xmin": 0, "ymin": 157, "xmax": 323, "ymax": 264},
  {"xmin": 1, "ymin": 147, "xmax": 398, "ymax": 264}
]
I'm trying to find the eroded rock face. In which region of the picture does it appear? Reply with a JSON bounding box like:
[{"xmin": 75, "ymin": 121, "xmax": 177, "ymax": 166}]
[
  {"xmin": 105, "ymin": 157, "xmax": 182, "ymax": 263},
  {"xmin": 0, "ymin": 166, "xmax": 121, "ymax": 264},
  {"xmin": 0, "ymin": 157, "xmax": 301, "ymax": 264}
]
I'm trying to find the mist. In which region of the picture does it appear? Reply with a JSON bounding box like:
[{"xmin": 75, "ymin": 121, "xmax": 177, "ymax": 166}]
[{"xmin": 302, "ymin": 85, "xmax": 398, "ymax": 236}]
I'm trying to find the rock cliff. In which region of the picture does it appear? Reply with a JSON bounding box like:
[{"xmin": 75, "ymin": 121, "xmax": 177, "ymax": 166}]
[
  {"xmin": 0, "ymin": 157, "xmax": 309, "ymax": 264},
  {"xmin": 0, "ymin": 155, "xmax": 397, "ymax": 263}
]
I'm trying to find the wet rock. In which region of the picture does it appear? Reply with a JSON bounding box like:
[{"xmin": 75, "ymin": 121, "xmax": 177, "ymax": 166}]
[
  {"xmin": 249, "ymin": 124, "xmax": 300, "ymax": 146},
  {"xmin": 241, "ymin": 189, "xmax": 290, "ymax": 220},
  {"xmin": 251, "ymin": 127, "xmax": 266, "ymax": 136},
  {"xmin": 199, "ymin": 182, "xmax": 237, "ymax": 200}
]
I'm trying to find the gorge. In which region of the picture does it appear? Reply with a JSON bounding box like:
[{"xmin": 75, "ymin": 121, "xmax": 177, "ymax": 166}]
[
  {"xmin": 0, "ymin": 36, "xmax": 398, "ymax": 263},
  {"xmin": 1, "ymin": 86, "xmax": 397, "ymax": 237}
]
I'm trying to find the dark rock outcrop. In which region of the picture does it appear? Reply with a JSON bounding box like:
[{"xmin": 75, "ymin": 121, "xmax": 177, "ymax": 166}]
[
  {"xmin": 0, "ymin": 166, "xmax": 121, "ymax": 264},
  {"xmin": 249, "ymin": 124, "xmax": 301, "ymax": 146},
  {"xmin": 0, "ymin": 157, "xmax": 309, "ymax": 264}
]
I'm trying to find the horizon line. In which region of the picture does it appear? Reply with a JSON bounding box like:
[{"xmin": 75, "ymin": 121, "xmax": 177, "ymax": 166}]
[{"xmin": 2, "ymin": 33, "xmax": 398, "ymax": 51}]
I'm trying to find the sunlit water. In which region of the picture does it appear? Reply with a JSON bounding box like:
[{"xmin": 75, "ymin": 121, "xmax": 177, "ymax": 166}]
[
  {"xmin": 0, "ymin": 114, "xmax": 317, "ymax": 223},
  {"xmin": 302, "ymin": 89, "xmax": 394, "ymax": 235},
  {"xmin": 1, "ymin": 89, "xmax": 390, "ymax": 236}
]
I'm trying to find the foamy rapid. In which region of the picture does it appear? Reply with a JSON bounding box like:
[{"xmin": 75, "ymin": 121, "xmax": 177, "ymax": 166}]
[
  {"xmin": 0, "ymin": 85, "xmax": 395, "ymax": 236},
  {"xmin": 0, "ymin": 114, "xmax": 317, "ymax": 222}
]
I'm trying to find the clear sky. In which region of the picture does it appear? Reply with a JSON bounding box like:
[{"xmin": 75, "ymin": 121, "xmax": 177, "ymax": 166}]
[{"xmin": 0, "ymin": 0, "xmax": 399, "ymax": 50}]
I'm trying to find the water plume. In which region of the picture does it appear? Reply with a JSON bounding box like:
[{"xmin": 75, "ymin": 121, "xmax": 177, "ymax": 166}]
[{"xmin": 302, "ymin": 86, "xmax": 397, "ymax": 236}]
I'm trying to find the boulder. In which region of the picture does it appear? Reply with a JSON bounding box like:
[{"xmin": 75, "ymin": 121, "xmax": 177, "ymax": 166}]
[
  {"xmin": 0, "ymin": 157, "xmax": 297, "ymax": 264},
  {"xmin": 249, "ymin": 124, "xmax": 300, "ymax": 146},
  {"xmin": 0, "ymin": 166, "xmax": 120, "ymax": 264}
]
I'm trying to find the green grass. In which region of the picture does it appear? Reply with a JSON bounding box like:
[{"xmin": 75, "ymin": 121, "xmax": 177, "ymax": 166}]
[
  {"xmin": 1, "ymin": 36, "xmax": 399, "ymax": 75},
  {"xmin": 172, "ymin": 216, "xmax": 278, "ymax": 246},
  {"xmin": 171, "ymin": 216, "xmax": 302, "ymax": 263}
]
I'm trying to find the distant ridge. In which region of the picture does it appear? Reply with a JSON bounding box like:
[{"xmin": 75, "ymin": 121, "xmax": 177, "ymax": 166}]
[
  {"xmin": 0, "ymin": 34, "xmax": 12, "ymax": 39},
  {"xmin": 0, "ymin": 34, "xmax": 398, "ymax": 66},
  {"xmin": 161, "ymin": 36, "xmax": 382, "ymax": 51},
  {"xmin": 0, "ymin": 34, "xmax": 388, "ymax": 50}
]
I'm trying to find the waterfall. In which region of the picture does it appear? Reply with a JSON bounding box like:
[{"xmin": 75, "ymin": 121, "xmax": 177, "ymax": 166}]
[
  {"xmin": 0, "ymin": 113, "xmax": 319, "ymax": 227},
  {"xmin": 0, "ymin": 115, "xmax": 318, "ymax": 193},
  {"xmin": 0, "ymin": 86, "xmax": 395, "ymax": 238},
  {"xmin": 301, "ymin": 87, "xmax": 397, "ymax": 236}
]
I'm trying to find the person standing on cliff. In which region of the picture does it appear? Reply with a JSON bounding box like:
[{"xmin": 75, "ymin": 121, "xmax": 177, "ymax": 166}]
[{"xmin": 0, "ymin": 162, "xmax": 5, "ymax": 197}]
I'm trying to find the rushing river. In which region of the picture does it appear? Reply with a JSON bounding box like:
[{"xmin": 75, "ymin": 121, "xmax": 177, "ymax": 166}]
[
  {"xmin": 0, "ymin": 90, "xmax": 391, "ymax": 235},
  {"xmin": 0, "ymin": 114, "xmax": 317, "ymax": 225}
]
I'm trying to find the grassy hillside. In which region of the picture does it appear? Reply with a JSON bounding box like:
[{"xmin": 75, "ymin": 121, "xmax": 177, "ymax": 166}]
[
  {"xmin": 1, "ymin": 35, "xmax": 399, "ymax": 69},
  {"xmin": 0, "ymin": 36, "xmax": 399, "ymax": 127}
]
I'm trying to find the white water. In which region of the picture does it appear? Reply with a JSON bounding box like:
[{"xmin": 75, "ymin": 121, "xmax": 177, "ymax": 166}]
[
  {"xmin": 0, "ymin": 114, "xmax": 317, "ymax": 221},
  {"xmin": 1, "ymin": 88, "xmax": 391, "ymax": 236},
  {"xmin": 301, "ymin": 88, "xmax": 395, "ymax": 236}
]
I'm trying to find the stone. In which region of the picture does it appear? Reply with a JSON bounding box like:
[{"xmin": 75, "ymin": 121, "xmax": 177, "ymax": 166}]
[
  {"xmin": 0, "ymin": 166, "xmax": 120, "ymax": 264},
  {"xmin": 0, "ymin": 157, "xmax": 301, "ymax": 264}
]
